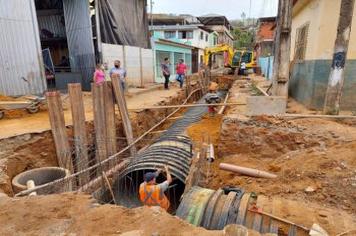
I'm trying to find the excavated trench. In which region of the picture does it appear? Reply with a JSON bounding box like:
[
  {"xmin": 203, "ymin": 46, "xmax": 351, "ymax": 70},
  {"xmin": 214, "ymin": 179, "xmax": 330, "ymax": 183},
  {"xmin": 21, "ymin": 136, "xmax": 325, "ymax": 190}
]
[{"xmin": 100, "ymin": 91, "xmax": 227, "ymax": 213}]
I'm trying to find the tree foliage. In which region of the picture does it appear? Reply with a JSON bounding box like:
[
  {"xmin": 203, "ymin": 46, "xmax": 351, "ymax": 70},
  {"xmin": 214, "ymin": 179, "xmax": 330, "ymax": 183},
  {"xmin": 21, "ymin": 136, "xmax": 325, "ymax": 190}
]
[
  {"xmin": 230, "ymin": 17, "xmax": 257, "ymax": 50},
  {"xmin": 231, "ymin": 28, "xmax": 255, "ymax": 50}
]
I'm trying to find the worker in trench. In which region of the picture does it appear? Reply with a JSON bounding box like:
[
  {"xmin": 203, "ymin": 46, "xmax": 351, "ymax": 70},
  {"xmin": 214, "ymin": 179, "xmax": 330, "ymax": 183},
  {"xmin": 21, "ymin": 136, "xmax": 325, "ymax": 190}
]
[
  {"xmin": 139, "ymin": 165, "xmax": 172, "ymax": 211},
  {"xmin": 205, "ymin": 81, "xmax": 221, "ymax": 116}
]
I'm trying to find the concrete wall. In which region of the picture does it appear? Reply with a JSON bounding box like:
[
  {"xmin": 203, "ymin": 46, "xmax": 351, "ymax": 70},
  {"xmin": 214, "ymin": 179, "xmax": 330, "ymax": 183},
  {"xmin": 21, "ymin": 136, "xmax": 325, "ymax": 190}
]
[
  {"xmin": 102, "ymin": 43, "xmax": 154, "ymax": 87},
  {"xmin": 289, "ymin": 0, "xmax": 356, "ymax": 110}
]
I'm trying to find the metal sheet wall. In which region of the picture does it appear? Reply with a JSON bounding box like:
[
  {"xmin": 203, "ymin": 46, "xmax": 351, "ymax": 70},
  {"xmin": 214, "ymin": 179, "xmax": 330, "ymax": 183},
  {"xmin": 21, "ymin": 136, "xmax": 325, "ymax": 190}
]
[
  {"xmin": 37, "ymin": 14, "xmax": 66, "ymax": 38},
  {"xmin": 0, "ymin": 0, "xmax": 46, "ymax": 96},
  {"xmin": 62, "ymin": 0, "xmax": 95, "ymax": 91}
]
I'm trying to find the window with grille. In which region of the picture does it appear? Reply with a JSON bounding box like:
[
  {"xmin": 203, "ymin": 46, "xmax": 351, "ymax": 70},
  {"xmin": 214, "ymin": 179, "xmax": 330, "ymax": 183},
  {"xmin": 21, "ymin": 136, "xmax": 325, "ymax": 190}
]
[
  {"xmin": 178, "ymin": 31, "xmax": 193, "ymax": 39},
  {"xmin": 164, "ymin": 31, "xmax": 176, "ymax": 39},
  {"xmin": 294, "ymin": 23, "xmax": 309, "ymax": 61}
]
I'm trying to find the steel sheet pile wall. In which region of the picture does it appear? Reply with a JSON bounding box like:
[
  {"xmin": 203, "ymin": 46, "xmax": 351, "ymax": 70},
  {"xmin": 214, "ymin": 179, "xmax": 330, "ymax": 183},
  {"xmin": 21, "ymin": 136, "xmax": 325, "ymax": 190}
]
[
  {"xmin": 102, "ymin": 43, "xmax": 154, "ymax": 87},
  {"xmin": 0, "ymin": 0, "xmax": 46, "ymax": 96},
  {"xmin": 62, "ymin": 0, "xmax": 95, "ymax": 91}
]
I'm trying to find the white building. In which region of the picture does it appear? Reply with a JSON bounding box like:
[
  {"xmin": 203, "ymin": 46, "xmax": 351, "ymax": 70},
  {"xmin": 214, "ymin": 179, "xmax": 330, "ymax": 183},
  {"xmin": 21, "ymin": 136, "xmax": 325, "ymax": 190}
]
[{"xmin": 150, "ymin": 14, "xmax": 218, "ymax": 73}]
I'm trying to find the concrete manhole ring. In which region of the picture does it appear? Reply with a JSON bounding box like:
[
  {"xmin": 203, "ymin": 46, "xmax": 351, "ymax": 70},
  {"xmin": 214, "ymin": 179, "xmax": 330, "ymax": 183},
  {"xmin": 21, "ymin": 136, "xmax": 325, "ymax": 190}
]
[{"xmin": 12, "ymin": 167, "xmax": 71, "ymax": 194}]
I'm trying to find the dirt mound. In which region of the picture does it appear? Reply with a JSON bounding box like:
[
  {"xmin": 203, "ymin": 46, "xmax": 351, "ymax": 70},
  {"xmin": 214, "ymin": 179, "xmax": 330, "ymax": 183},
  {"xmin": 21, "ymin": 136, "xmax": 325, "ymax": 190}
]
[
  {"xmin": 187, "ymin": 114, "xmax": 223, "ymax": 146},
  {"xmin": 207, "ymin": 141, "xmax": 356, "ymax": 213},
  {"xmin": 0, "ymin": 94, "xmax": 16, "ymax": 101},
  {"xmin": 218, "ymin": 115, "xmax": 355, "ymax": 159},
  {"xmin": 0, "ymin": 132, "xmax": 57, "ymax": 195},
  {"xmin": 0, "ymin": 193, "xmax": 225, "ymax": 236}
]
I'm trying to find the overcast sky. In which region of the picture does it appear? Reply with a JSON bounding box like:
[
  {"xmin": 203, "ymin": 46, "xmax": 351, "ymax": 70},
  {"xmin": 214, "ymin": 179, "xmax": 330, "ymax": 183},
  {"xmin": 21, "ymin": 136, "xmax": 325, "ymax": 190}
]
[{"xmin": 152, "ymin": 0, "xmax": 278, "ymax": 20}]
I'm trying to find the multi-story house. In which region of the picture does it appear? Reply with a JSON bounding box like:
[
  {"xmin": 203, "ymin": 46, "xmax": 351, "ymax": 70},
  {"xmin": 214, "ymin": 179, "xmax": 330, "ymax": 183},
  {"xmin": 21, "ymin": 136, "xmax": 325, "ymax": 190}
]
[
  {"xmin": 197, "ymin": 14, "xmax": 234, "ymax": 47},
  {"xmin": 150, "ymin": 14, "xmax": 219, "ymax": 82}
]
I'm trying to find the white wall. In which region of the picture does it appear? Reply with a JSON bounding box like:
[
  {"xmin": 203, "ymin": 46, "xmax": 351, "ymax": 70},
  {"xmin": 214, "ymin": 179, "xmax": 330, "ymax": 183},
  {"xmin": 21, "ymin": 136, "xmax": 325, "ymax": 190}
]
[
  {"xmin": 154, "ymin": 28, "xmax": 214, "ymax": 50},
  {"xmin": 102, "ymin": 43, "xmax": 154, "ymax": 87}
]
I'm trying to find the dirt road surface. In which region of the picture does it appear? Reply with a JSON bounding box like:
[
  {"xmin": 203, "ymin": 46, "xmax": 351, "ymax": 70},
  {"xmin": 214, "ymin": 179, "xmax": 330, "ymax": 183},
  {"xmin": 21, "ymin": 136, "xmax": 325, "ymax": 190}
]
[{"xmin": 0, "ymin": 86, "xmax": 180, "ymax": 139}]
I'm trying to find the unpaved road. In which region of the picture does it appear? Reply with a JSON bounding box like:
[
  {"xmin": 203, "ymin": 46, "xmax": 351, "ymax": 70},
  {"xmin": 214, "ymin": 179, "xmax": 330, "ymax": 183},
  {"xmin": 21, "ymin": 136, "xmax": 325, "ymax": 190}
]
[{"xmin": 0, "ymin": 86, "xmax": 180, "ymax": 139}]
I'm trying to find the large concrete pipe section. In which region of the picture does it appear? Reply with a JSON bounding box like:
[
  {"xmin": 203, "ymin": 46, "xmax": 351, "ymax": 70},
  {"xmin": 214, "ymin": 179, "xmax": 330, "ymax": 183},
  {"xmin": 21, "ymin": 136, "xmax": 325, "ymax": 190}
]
[
  {"xmin": 12, "ymin": 167, "xmax": 71, "ymax": 194},
  {"xmin": 177, "ymin": 186, "xmax": 307, "ymax": 236}
]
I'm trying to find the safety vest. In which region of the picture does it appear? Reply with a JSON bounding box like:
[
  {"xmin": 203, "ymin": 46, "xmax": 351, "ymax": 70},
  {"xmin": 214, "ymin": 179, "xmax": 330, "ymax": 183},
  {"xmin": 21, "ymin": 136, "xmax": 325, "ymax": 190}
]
[{"xmin": 139, "ymin": 183, "xmax": 170, "ymax": 211}]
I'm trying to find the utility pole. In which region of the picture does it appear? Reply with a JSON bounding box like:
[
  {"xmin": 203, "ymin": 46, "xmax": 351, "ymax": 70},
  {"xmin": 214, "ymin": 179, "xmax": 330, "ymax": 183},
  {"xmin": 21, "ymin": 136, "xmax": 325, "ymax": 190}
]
[
  {"xmin": 323, "ymin": 0, "xmax": 355, "ymax": 115},
  {"xmin": 271, "ymin": 0, "xmax": 292, "ymax": 97}
]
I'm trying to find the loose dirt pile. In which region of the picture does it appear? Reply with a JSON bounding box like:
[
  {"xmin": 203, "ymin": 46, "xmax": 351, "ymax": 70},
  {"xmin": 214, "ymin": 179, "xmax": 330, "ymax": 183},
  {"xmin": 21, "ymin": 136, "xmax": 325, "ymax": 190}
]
[
  {"xmin": 0, "ymin": 132, "xmax": 58, "ymax": 195},
  {"xmin": 218, "ymin": 115, "xmax": 356, "ymax": 158},
  {"xmin": 0, "ymin": 193, "xmax": 222, "ymax": 236}
]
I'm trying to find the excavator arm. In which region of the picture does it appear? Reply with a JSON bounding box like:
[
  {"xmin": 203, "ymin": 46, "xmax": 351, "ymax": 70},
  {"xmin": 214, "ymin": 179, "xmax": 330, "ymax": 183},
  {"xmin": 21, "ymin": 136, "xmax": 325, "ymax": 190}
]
[{"xmin": 203, "ymin": 44, "xmax": 234, "ymax": 68}]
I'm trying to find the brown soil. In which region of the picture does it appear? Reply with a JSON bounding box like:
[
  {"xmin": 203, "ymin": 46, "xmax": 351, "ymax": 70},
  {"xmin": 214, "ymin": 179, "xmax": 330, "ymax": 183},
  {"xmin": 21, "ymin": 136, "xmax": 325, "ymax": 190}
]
[
  {"xmin": 187, "ymin": 115, "xmax": 356, "ymax": 235},
  {"xmin": 0, "ymin": 86, "xmax": 182, "ymax": 139},
  {"xmin": 0, "ymin": 86, "xmax": 187, "ymax": 195},
  {"xmin": 0, "ymin": 94, "xmax": 16, "ymax": 101},
  {"xmin": 0, "ymin": 193, "xmax": 225, "ymax": 236},
  {"xmin": 0, "ymin": 132, "xmax": 58, "ymax": 195},
  {"xmin": 187, "ymin": 114, "xmax": 223, "ymax": 146},
  {"xmin": 185, "ymin": 77, "xmax": 356, "ymax": 235}
]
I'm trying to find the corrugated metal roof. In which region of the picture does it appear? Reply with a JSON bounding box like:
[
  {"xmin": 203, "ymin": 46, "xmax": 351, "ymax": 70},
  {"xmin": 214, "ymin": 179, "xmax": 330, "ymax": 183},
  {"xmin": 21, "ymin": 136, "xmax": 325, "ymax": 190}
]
[{"xmin": 0, "ymin": 0, "xmax": 46, "ymax": 96}]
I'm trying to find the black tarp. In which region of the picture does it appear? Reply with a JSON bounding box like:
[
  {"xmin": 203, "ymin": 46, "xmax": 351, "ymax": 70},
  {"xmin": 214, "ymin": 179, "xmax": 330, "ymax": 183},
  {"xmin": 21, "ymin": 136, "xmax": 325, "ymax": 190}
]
[{"xmin": 98, "ymin": 0, "xmax": 150, "ymax": 48}]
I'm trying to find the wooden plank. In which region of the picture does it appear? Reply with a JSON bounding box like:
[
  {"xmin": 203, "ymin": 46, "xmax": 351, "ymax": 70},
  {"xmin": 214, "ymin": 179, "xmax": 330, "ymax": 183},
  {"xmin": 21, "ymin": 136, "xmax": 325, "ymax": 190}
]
[
  {"xmin": 186, "ymin": 75, "xmax": 191, "ymax": 97},
  {"xmin": 46, "ymin": 91, "xmax": 73, "ymax": 173},
  {"xmin": 103, "ymin": 81, "xmax": 117, "ymax": 156},
  {"xmin": 111, "ymin": 76, "xmax": 137, "ymax": 156},
  {"xmin": 256, "ymin": 85, "xmax": 269, "ymax": 96},
  {"xmin": 92, "ymin": 83, "xmax": 108, "ymax": 166},
  {"xmin": 68, "ymin": 83, "xmax": 90, "ymax": 185},
  {"xmin": 218, "ymin": 93, "xmax": 230, "ymax": 115}
]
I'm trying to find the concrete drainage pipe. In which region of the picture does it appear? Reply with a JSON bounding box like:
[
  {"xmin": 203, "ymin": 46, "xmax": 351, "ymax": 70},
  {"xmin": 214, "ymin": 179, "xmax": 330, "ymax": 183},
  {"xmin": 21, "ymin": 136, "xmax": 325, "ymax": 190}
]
[{"xmin": 12, "ymin": 167, "xmax": 71, "ymax": 194}]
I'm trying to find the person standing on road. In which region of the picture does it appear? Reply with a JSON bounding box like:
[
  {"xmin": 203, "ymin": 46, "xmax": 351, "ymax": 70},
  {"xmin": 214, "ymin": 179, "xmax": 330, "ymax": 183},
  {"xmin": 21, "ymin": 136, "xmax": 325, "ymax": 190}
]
[
  {"xmin": 110, "ymin": 60, "xmax": 127, "ymax": 91},
  {"xmin": 93, "ymin": 64, "xmax": 105, "ymax": 85},
  {"xmin": 139, "ymin": 165, "xmax": 172, "ymax": 211},
  {"xmin": 161, "ymin": 58, "xmax": 171, "ymax": 90},
  {"xmin": 176, "ymin": 59, "xmax": 187, "ymax": 88}
]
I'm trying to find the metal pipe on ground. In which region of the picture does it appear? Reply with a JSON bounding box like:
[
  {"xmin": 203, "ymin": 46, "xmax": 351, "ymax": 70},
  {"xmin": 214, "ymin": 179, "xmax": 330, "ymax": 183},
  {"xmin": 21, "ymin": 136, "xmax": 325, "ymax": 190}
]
[{"xmin": 219, "ymin": 163, "xmax": 277, "ymax": 179}]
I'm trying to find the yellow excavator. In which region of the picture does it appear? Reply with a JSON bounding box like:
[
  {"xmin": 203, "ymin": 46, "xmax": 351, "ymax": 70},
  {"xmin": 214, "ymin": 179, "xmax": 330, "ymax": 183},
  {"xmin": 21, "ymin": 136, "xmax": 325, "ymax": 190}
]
[{"xmin": 203, "ymin": 44, "xmax": 257, "ymax": 72}]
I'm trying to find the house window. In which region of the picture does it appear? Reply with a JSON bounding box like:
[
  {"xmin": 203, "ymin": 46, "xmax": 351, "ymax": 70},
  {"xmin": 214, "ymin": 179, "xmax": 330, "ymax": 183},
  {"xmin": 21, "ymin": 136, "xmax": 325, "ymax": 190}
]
[
  {"xmin": 205, "ymin": 34, "xmax": 208, "ymax": 42},
  {"xmin": 200, "ymin": 32, "xmax": 204, "ymax": 40},
  {"xmin": 294, "ymin": 23, "xmax": 309, "ymax": 61},
  {"xmin": 178, "ymin": 31, "xmax": 193, "ymax": 39},
  {"xmin": 164, "ymin": 31, "xmax": 176, "ymax": 39},
  {"xmin": 213, "ymin": 37, "xmax": 217, "ymax": 45}
]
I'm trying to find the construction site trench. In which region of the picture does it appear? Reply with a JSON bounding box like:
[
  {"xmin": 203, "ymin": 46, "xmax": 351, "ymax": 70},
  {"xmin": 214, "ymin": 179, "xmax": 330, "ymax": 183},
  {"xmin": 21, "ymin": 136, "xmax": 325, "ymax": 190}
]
[{"xmin": 0, "ymin": 76, "xmax": 355, "ymax": 236}]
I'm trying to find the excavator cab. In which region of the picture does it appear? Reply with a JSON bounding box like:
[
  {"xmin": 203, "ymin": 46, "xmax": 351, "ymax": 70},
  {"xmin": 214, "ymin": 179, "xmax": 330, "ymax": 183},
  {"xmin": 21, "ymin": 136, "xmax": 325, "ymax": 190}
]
[{"xmin": 232, "ymin": 50, "xmax": 257, "ymax": 70}]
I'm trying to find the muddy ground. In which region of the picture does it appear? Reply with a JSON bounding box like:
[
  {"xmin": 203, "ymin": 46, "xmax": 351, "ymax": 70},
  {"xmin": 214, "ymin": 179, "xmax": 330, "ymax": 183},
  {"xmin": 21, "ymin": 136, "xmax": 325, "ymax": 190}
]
[
  {"xmin": 0, "ymin": 77, "xmax": 355, "ymax": 235},
  {"xmin": 186, "ymin": 78, "xmax": 356, "ymax": 235},
  {"xmin": 0, "ymin": 87, "xmax": 188, "ymax": 196}
]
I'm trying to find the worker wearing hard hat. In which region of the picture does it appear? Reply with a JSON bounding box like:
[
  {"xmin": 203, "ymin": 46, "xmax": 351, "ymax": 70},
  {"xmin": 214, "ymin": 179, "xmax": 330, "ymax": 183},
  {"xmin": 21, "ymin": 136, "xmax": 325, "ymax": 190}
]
[
  {"xmin": 205, "ymin": 82, "xmax": 221, "ymax": 116},
  {"xmin": 139, "ymin": 165, "xmax": 172, "ymax": 211}
]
